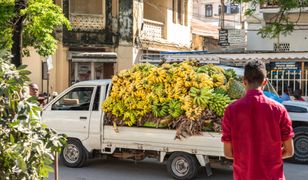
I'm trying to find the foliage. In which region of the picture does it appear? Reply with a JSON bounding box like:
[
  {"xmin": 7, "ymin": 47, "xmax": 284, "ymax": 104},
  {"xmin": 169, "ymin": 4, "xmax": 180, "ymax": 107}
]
[
  {"xmin": 233, "ymin": 0, "xmax": 308, "ymax": 38},
  {"xmin": 0, "ymin": 0, "xmax": 70, "ymax": 57},
  {"xmin": 0, "ymin": 50, "xmax": 66, "ymax": 179}
]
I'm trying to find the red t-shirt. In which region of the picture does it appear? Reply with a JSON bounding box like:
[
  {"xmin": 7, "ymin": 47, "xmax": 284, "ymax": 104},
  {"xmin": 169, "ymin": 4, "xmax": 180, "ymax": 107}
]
[{"xmin": 222, "ymin": 89, "xmax": 294, "ymax": 180}]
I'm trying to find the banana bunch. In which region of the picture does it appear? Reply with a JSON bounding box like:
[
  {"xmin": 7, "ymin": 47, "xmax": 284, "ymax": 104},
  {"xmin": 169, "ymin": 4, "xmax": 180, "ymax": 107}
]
[
  {"xmin": 180, "ymin": 95, "xmax": 193, "ymax": 112},
  {"xmin": 152, "ymin": 103, "xmax": 169, "ymax": 118},
  {"xmin": 185, "ymin": 105, "xmax": 204, "ymax": 121},
  {"xmin": 214, "ymin": 86, "xmax": 227, "ymax": 95},
  {"xmin": 168, "ymin": 100, "xmax": 184, "ymax": 118},
  {"xmin": 211, "ymin": 73, "xmax": 225, "ymax": 88},
  {"xmin": 131, "ymin": 63, "xmax": 155, "ymax": 75},
  {"xmin": 197, "ymin": 64, "xmax": 225, "ymax": 76},
  {"xmin": 208, "ymin": 93, "xmax": 231, "ymax": 117},
  {"xmin": 192, "ymin": 73, "xmax": 213, "ymax": 88},
  {"xmin": 148, "ymin": 67, "xmax": 167, "ymax": 84},
  {"xmin": 189, "ymin": 87, "xmax": 213, "ymax": 107}
]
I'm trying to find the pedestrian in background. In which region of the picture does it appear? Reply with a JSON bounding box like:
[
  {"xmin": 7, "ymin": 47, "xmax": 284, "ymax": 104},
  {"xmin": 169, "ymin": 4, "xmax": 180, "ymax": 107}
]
[
  {"xmin": 294, "ymin": 89, "xmax": 305, "ymax": 101},
  {"xmin": 222, "ymin": 60, "xmax": 294, "ymax": 180},
  {"xmin": 29, "ymin": 83, "xmax": 39, "ymax": 97},
  {"xmin": 29, "ymin": 83, "xmax": 45, "ymax": 106},
  {"xmin": 281, "ymin": 87, "xmax": 291, "ymax": 101}
]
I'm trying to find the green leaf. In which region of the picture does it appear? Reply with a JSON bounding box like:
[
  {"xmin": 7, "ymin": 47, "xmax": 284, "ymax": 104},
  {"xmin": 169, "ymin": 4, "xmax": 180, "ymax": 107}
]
[
  {"xmin": 16, "ymin": 156, "xmax": 27, "ymax": 171},
  {"xmin": 9, "ymin": 134, "xmax": 15, "ymax": 143}
]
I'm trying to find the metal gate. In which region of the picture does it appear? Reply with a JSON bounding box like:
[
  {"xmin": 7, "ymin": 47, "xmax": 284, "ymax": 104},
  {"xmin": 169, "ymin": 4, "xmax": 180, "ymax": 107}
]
[{"xmin": 269, "ymin": 70, "xmax": 308, "ymax": 99}]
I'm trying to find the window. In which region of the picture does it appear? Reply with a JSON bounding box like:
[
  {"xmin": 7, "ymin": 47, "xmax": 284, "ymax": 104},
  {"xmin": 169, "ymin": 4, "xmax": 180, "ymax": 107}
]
[
  {"xmin": 70, "ymin": 62, "xmax": 115, "ymax": 85},
  {"xmin": 218, "ymin": 5, "xmax": 227, "ymax": 15},
  {"xmin": 230, "ymin": 4, "xmax": 240, "ymax": 14},
  {"xmin": 69, "ymin": 0, "xmax": 105, "ymax": 31},
  {"xmin": 173, "ymin": 0, "xmax": 187, "ymax": 25},
  {"xmin": 177, "ymin": 0, "xmax": 182, "ymax": 23},
  {"xmin": 219, "ymin": 4, "xmax": 239, "ymax": 15},
  {"xmin": 205, "ymin": 4, "xmax": 213, "ymax": 17},
  {"xmin": 284, "ymin": 105, "xmax": 308, "ymax": 113},
  {"xmin": 173, "ymin": 0, "xmax": 177, "ymax": 23},
  {"xmin": 184, "ymin": 0, "xmax": 188, "ymax": 26},
  {"xmin": 274, "ymin": 43, "xmax": 290, "ymax": 52},
  {"xmin": 92, "ymin": 86, "xmax": 101, "ymax": 111},
  {"xmin": 52, "ymin": 87, "xmax": 94, "ymax": 111},
  {"xmin": 70, "ymin": 0, "xmax": 103, "ymax": 15}
]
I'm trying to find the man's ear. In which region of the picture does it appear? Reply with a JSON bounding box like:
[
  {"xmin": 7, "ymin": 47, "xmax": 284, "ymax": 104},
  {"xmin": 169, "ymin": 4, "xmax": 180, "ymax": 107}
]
[
  {"xmin": 262, "ymin": 78, "xmax": 268, "ymax": 86},
  {"xmin": 243, "ymin": 78, "xmax": 247, "ymax": 86}
]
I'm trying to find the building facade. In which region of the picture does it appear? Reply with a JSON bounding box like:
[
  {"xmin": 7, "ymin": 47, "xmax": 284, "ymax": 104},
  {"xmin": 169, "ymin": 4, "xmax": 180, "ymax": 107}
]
[
  {"xmin": 192, "ymin": 0, "xmax": 245, "ymax": 51},
  {"xmin": 246, "ymin": 2, "xmax": 308, "ymax": 98},
  {"xmin": 24, "ymin": 0, "xmax": 193, "ymax": 94}
]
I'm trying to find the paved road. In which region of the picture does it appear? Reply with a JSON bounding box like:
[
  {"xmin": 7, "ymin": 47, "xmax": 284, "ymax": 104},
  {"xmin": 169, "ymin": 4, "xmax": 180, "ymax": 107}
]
[{"xmin": 48, "ymin": 159, "xmax": 308, "ymax": 180}]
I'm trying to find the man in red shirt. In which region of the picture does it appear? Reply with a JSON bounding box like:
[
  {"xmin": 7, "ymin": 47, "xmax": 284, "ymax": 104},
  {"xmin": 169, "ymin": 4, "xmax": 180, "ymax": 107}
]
[{"xmin": 222, "ymin": 60, "xmax": 294, "ymax": 180}]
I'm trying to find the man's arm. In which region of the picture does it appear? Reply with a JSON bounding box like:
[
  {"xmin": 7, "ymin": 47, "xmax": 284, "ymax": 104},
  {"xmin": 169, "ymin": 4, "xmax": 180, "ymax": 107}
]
[
  {"xmin": 282, "ymin": 138, "xmax": 294, "ymax": 159},
  {"xmin": 279, "ymin": 109, "xmax": 295, "ymax": 159},
  {"xmin": 223, "ymin": 142, "xmax": 234, "ymax": 160},
  {"xmin": 222, "ymin": 107, "xmax": 233, "ymax": 159}
]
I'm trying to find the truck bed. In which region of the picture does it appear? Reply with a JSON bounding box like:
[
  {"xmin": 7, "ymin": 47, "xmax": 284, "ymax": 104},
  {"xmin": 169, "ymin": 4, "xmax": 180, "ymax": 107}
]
[{"xmin": 102, "ymin": 125, "xmax": 224, "ymax": 157}]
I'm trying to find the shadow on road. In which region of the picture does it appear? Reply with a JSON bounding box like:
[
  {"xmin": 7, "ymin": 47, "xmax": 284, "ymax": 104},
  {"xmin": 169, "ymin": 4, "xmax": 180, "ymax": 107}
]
[{"xmin": 49, "ymin": 159, "xmax": 307, "ymax": 180}]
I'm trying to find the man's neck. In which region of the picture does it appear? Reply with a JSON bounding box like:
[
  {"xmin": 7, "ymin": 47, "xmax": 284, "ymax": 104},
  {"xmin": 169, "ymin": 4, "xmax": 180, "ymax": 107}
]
[{"xmin": 246, "ymin": 87, "xmax": 263, "ymax": 91}]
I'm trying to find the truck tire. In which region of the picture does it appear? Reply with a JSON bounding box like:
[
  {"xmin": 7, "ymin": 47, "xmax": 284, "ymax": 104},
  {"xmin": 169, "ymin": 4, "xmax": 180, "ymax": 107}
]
[
  {"xmin": 61, "ymin": 138, "xmax": 87, "ymax": 168},
  {"xmin": 167, "ymin": 152, "xmax": 199, "ymax": 180},
  {"xmin": 290, "ymin": 126, "xmax": 308, "ymax": 164}
]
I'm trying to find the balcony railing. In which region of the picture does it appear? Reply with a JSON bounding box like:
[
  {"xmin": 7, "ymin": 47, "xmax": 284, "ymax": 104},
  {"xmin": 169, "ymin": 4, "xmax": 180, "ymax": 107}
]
[
  {"xmin": 261, "ymin": 1, "xmax": 308, "ymax": 9},
  {"xmin": 260, "ymin": 1, "xmax": 279, "ymax": 9},
  {"xmin": 141, "ymin": 19, "xmax": 164, "ymax": 40},
  {"xmin": 69, "ymin": 13, "xmax": 105, "ymax": 31}
]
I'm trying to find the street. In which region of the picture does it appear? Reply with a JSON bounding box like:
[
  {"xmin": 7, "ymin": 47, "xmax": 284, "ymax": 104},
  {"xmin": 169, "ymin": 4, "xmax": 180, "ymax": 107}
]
[{"xmin": 48, "ymin": 159, "xmax": 308, "ymax": 180}]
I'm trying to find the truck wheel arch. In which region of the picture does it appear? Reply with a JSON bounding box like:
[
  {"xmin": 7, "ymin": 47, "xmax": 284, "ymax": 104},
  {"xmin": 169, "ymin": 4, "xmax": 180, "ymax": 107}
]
[
  {"xmin": 61, "ymin": 138, "xmax": 90, "ymax": 167},
  {"xmin": 166, "ymin": 152, "xmax": 200, "ymax": 180},
  {"xmin": 289, "ymin": 126, "xmax": 308, "ymax": 164}
]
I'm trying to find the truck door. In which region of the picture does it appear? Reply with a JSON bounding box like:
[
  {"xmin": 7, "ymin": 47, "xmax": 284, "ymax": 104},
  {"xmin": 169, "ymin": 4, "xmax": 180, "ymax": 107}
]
[{"xmin": 42, "ymin": 86, "xmax": 95, "ymax": 141}]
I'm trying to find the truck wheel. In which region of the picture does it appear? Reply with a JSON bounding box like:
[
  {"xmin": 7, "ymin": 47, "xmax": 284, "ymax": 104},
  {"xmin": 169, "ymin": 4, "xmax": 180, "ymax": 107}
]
[
  {"xmin": 167, "ymin": 152, "xmax": 199, "ymax": 180},
  {"xmin": 290, "ymin": 126, "xmax": 308, "ymax": 164},
  {"xmin": 61, "ymin": 139, "xmax": 87, "ymax": 167}
]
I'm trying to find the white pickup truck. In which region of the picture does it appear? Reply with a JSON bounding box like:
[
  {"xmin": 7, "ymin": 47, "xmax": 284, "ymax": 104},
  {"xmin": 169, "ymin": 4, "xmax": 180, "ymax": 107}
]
[
  {"xmin": 42, "ymin": 80, "xmax": 223, "ymax": 180},
  {"xmin": 42, "ymin": 80, "xmax": 308, "ymax": 179}
]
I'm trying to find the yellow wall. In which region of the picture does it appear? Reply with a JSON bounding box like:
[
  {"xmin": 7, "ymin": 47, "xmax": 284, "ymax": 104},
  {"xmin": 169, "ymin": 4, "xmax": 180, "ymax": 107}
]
[
  {"xmin": 52, "ymin": 44, "xmax": 69, "ymax": 93},
  {"xmin": 22, "ymin": 44, "xmax": 70, "ymax": 95},
  {"xmin": 22, "ymin": 49, "xmax": 43, "ymax": 93}
]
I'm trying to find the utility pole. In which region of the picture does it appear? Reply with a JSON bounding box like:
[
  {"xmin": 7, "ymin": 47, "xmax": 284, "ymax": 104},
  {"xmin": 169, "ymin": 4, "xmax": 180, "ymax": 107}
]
[{"xmin": 220, "ymin": 0, "xmax": 225, "ymax": 29}]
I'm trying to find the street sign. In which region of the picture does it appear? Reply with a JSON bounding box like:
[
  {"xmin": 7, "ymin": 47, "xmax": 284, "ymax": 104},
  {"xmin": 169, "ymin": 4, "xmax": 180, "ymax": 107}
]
[
  {"xmin": 228, "ymin": 29, "xmax": 246, "ymax": 48},
  {"xmin": 218, "ymin": 29, "xmax": 230, "ymax": 47}
]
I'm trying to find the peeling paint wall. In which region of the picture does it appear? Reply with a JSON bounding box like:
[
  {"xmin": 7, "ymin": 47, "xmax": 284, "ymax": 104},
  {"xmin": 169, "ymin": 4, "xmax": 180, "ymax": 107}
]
[
  {"xmin": 133, "ymin": 0, "xmax": 144, "ymax": 41},
  {"xmin": 118, "ymin": 0, "xmax": 134, "ymax": 44},
  {"xmin": 62, "ymin": 0, "xmax": 114, "ymax": 47}
]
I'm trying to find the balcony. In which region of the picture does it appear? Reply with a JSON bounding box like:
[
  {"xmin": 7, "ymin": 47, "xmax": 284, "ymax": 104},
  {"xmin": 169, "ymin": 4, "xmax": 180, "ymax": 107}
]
[
  {"xmin": 69, "ymin": 13, "xmax": 105, "ymax": 31},
  {"xmin": 141, "ymin": 19, "xmax": 165, "ymax": 40},
  {"xmin": 260, "ymin": 1, "xmax": 308, "ymax": 13},
  {"xmin": 260, "ymin": 1, "xmax": 279, "ymax": 9}
]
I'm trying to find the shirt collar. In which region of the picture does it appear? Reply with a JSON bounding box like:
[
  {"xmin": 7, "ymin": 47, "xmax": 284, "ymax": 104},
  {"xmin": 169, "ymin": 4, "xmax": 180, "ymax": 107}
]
[{"xmin": 246, "ymin": 89, "xmax": 263, "ymax": 96}]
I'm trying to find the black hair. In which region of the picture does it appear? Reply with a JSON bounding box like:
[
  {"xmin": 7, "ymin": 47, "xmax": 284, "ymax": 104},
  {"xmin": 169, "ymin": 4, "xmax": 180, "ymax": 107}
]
[{"xmin": 244, "ymin": 60, "xmax": 267, "ymax": 87}]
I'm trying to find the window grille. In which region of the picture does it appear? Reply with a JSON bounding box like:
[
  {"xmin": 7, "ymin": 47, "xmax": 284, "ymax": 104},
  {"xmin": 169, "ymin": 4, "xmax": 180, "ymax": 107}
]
[{"xmin": 274, "ymin": 43, "xmax": 290, "ymax": 52}]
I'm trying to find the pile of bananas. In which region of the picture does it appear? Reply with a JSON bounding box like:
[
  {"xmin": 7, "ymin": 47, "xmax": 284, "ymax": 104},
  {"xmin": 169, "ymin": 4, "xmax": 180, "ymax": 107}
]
[{"xmin": 103, "ymin": 61, "xmax": 243, "ymax": 137}]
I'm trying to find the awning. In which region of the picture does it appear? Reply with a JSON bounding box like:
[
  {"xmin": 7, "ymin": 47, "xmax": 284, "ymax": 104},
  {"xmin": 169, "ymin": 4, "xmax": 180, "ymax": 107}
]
[
  {"xmin": 191, "ymin": 18, "xmax": 219, "ymax": 39},
  {"xmin": 205, "ymin": 52, "xmax": 308, "ymax": 66},
  {"xmin": 69, "ymin": 52, "xmax": 117, "ymax": 63},
  {"xmin": 139, "ymin": 52, "xmax": 308, "ymax": 65}
]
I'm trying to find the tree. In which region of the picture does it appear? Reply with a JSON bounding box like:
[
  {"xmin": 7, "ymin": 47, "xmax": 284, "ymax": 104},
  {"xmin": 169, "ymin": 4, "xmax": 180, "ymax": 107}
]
[
  {"xmin": 0, "ymin": 50, "xmax": 66, "ymax": 179},
  {"xmin": 0, "ymin": 0, "xmax": 70, "ymax": 67},
  {"xmin": 233, "ymin": 0, "xmax": 308, "ymax": 38}
]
